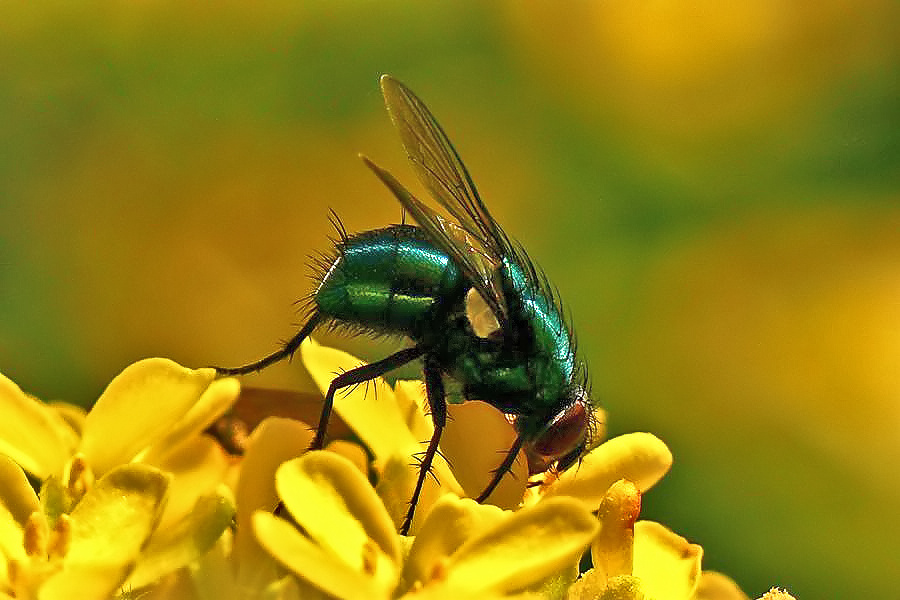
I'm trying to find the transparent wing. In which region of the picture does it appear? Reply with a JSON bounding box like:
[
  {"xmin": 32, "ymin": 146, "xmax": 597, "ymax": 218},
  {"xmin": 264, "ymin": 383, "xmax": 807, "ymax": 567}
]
[
  {"xmin": 361, "ymin": 156, "xmax": 508, "ymax": 325},
  {"xmin": 377, "ymin": 74, "xmax": 514, "ymax": 322}
]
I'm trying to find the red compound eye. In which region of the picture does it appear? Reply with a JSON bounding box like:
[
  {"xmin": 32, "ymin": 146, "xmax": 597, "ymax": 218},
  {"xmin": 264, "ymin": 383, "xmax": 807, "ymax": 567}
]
[{"xmin": 528, "ymin": 396, "xmax": 588, "ymax": 473}]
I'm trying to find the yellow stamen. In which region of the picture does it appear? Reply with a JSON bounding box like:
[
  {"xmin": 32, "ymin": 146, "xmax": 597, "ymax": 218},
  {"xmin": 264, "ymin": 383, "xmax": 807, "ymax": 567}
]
[{"xmin": 24, "ymin": 511, "xmax": 47, "ymax": 558}]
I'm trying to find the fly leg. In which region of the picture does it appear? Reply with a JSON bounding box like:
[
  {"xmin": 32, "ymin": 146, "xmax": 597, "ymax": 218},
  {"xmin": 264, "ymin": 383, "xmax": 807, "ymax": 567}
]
[
  {"xmin": 475, "ymin": 434, "xmax": 526, "ymax": 502},
  {"xmin": 401, "ymin": 355, "xmax": 446, "ymax": 535},
  {"xmin": 213, "ymin": 315, "xmax": 322, "ymax": 376},
  {"xmin": 311, "ymin": 346, "xmax": 425, "ymax": 450},
  {"xmin": 265, "ymin": 345, "xmax": 422, "ymax": 523}
]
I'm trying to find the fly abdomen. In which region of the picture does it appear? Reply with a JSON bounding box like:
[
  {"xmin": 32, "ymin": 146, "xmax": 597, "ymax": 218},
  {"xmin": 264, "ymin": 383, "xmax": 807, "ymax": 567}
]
[{"xmin": 314, "ymin": 224, "xmax": 464, "ymax": 335}]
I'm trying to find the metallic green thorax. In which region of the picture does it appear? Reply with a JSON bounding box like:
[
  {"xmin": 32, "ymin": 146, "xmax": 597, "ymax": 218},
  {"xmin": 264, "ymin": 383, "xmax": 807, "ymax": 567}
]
[{"xmin": 315, "ymin": 224, "xmax": 578, "ymax": 439}]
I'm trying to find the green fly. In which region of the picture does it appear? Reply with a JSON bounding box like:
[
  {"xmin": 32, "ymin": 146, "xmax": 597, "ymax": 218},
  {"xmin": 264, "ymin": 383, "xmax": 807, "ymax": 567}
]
[{"xmin": 216, "ymin": 75, "xmax": 595, "ymax": 534}]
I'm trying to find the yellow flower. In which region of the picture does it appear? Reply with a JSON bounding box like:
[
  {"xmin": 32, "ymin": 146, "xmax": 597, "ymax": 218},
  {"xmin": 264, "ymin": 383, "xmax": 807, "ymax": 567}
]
[
  {"xmin": 188, "ymin": 414, "xmax": 324, "ymax": 599},
  {"xmin": 0, "ymin": 454, "xmax": 169, "ymax": 599},
  {"xmin": 0, "ymin": 360, "xmax": 239, "ymax": 596},
  {"xmin": 568, "ymin": 480, "xmax": 752, "ymax": 600},
  {"xmin": 252, "ymin": 450, "xmax": 600, "ymax": 599}
]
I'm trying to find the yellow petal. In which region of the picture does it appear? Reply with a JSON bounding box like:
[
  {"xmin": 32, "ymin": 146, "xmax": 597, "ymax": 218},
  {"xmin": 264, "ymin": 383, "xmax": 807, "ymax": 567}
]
[
  {"xmin": 400, "ymin": 583, "xmax": 517, "ymax": 600},
  {"xmin": 441, "ymin": 401, "xmax": 528, "ymax": 510},
  {"xmin": 374, "ymin": 451, "xmax": 424, "ymax": 532},
  {"xmin": 591, "ymin": 480, "xmax": 642, "ymax": 580},
  {"xmin": 326, "ymin": 440, "xmax": 370, "ymax": 476},
  {"xmin": 374, "ymin": 447, "xmax": 462, "ymax": 535},
  {"xmin": 300, "ymin": 339, "xmax": 416, "ymax": 460},
  {"xmin": 277, "ymin": 453, "xmax": 399, "ymax": 569},
  {"xmin": 235, "ymin": 417, "xmax": 313, "ymax": 531},
  {"xmin": 139, "ymin": 376, "xmax": 241, "ymax": 465},
  {"xmin": 263, "ymin": 575, "xmax": 312, "ymax": 600},
  {"xmin": 0, "ymin": 514, "xmax": 27, "ymax": 569},
  {"xmin": 402, "ymin": 495, "xmax": 506, "ymax": 591},
  {"xmin": 143, "ymin": 435, "xmax": 231, "ymax": 533},
  {"xmin": 188, "ymin": 530, "xmax": 239, "ymax": 600},
  {"xmin": 442, "ymin": 497, "xmax": 600, "ymax": 594},
  {"xmin": 233, "ymin": 417, "xmax": 312, "ymax": 587},
  {"xmin": 79, "ymin": 359, "xmax": 216, "ymax": 475},
  {"xmin": 66, "ymin": 463, "xmax": 170, "ymax": 567},
  {"xmin": 633, "ymin": 521, "xmax": 702, "ymax": 600},
  {"xmin": 39, "ymin": 562, "xmax": 134, "ymax": 600},
  {"xmin": 0, "ymin": 455, "xmax": 40, "ymax": 526},
  {"xmin": 693, "ymin": 571, "xmax": 750, "ymax": 600},
  {"xmin": 265, "ymin": 574, "xmax": 335, "ymax": 600},
  {"xmin": 0, "ymin": 514, "xmax": 25, "ymax": 569},
  {"xmin": 545, "ymin": 433, "xmax": 672, "ymax": 509},
  {"xmin": 252, "ymin": 511, "xmax": 389, "ymax": 600},
  {"xmin": 0, "ymin": 457, "xmax": 38, "ymax": 569},
  {"xmin": 0, "ymin": 372, "xmax": 77, "ymax": 478},
  {"xmin": 392, "ymin": 380, "xmax": 433, "ymax": 441},
  {"xmin": 49, "ymin": 402, "xmax": 87, "ymax": 437},
  {"xmin": 124, "ymin": 485, "xmax": 235, "ymax": 589}
]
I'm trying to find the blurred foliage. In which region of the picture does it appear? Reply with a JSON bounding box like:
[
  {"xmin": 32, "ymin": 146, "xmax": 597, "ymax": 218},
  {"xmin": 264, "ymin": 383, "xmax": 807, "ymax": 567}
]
[{"xmin": 1, "ymin": 2, "xmax": 898, "ymax": 599}]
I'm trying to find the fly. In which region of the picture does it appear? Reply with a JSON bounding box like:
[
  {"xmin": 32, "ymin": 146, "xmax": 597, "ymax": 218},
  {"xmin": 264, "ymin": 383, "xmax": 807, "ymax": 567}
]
[{"xmin": 216, "ymin": 75, "xmax": 595, "ymax": 534}]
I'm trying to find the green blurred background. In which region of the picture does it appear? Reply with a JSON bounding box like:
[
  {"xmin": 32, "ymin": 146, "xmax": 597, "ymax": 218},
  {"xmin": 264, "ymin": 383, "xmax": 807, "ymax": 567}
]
[{"xmin": 2, "ymin": 2, "xmax": 898, "ymax": 597}]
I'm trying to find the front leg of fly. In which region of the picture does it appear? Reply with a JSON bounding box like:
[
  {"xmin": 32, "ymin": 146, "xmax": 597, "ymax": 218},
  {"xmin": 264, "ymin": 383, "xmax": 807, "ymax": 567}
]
[{"xmin": 401, "ymin": 354, "xmax": 447, "ymax": 535}]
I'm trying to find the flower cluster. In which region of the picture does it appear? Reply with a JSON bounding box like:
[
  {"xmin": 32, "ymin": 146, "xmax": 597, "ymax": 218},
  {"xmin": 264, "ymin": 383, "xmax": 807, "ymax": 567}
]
[
  {"xmin": 0, "ymin": 341, "xmax": 794, "ymax": 599},
  {"xmin": 0, "ymin": 359, "xmax": 236, "ymax": 599}
]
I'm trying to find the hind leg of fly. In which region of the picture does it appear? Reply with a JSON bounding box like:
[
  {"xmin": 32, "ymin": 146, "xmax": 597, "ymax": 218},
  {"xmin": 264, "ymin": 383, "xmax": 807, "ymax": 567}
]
[
  {"xmin": 311, "ymin": 345, "xmax": 425, "ymax": 450},
  {"xmin": 401, "ymin": 354, "xmax": 446, "ymax": 535},
  {"xmin": 213, "ymin": 315, "xmax": 323, "ymax": 376}
]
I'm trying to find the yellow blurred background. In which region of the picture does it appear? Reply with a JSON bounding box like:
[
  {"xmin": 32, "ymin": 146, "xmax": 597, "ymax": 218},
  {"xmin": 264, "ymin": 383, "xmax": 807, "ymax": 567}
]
[{"xmin": 1, "ymin": 2, "xmax": 898, "ymax": 597}]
